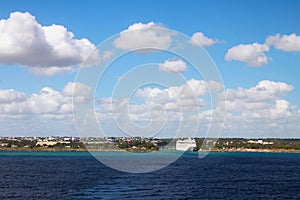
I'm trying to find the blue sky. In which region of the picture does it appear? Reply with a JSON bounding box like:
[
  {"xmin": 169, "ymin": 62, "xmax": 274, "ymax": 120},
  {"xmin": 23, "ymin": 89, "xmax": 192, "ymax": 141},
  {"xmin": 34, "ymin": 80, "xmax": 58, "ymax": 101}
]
[{"xmin": 0, "ymin": 0, "xmax": 299, "ymax": 138}]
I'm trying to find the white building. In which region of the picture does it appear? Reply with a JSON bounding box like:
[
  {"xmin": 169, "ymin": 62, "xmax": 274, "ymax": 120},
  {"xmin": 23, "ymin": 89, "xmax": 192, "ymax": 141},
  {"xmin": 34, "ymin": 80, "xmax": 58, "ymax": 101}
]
[
  {"xmin": 248, "ymin": 140, "xmax": 274, "ymax": 145},
  {"xmin": 36, "ymin": 141, "xmax": 58, "ymax": 146},
  {"xmin": 176, "ymin": 138, "xmax": 197, "ymax": 151}
]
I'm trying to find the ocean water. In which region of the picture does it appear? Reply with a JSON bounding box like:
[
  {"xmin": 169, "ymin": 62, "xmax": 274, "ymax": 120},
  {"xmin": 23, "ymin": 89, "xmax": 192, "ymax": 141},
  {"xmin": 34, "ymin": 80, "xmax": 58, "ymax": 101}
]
[{"xmin": 0, "ymin": 151, "xmax": 299, "ymax": 199}]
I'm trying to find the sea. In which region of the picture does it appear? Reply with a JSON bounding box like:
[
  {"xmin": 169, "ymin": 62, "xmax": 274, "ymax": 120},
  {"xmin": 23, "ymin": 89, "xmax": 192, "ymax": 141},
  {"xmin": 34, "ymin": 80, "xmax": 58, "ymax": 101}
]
[{"xmin": 0, "ymin": 151, "xmax": 299, "ymax": 199}]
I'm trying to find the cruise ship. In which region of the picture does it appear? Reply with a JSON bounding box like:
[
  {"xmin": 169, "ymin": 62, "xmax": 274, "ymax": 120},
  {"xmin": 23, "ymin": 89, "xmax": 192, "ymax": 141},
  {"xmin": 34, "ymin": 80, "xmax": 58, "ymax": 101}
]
[{"xmin": 176, "ymin": 138, "xmax": 197, "ymax": 151}]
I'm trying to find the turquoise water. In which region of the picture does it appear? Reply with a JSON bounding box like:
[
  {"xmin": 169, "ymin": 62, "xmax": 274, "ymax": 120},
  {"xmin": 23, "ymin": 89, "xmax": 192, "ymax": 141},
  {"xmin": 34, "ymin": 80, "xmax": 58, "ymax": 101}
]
[
  {"xmin": 0, "ymin": 150, "xmax": 299, "ymax": 157},
  {"xmin": 0, "ymin": 151, "xmax": 299, "ymax": 199},
  {"xmin": 0, "ymin": 150, "xmax": 91, "ymax": 156}
]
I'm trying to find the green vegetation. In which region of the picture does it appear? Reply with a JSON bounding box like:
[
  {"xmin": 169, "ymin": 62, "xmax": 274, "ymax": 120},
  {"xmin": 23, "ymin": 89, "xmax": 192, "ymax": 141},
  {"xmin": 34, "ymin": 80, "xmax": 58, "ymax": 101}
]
[
  {"xmin": 213, "ymin": 138, "xmax": 300, "ymax": 150},
  {"xmin": 0, "ymin": 138, "xmax": 37, "ymax": 148},
  {"xmin": 116, "ymin": 138, "xmax": 159, "ymax": 152},
  {"xmin": 42, "ymin": 141, "xmax": 86, "ymax": 150},
  {"xmin": 0, "ymin": 137, "xmax": 86, "ymax": 150},
  {"xmin": 0, "ymin": 137, "xmax": 299, "ymax": 152}
]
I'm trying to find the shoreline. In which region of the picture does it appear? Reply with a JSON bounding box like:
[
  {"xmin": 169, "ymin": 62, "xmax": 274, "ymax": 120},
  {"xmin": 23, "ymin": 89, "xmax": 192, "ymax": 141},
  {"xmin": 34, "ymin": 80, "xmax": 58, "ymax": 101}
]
[
  {"xmin": 0, "ymin": 147, "xmax": 299, "ymax": 153},
  {"xmin": 0, "ymin": 147, "xmax": 87, "ymax": 152},
  {"xmin": 208, "ymin": 148, "xmax": 300, "ymax": 153}
]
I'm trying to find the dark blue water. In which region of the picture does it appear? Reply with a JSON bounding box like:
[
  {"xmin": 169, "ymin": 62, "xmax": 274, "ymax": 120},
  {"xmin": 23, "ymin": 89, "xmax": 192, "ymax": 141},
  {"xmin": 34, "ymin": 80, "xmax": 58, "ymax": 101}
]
[{"xmin": 0, "ymin": 151, "xmax": 299, "ymax": 199}]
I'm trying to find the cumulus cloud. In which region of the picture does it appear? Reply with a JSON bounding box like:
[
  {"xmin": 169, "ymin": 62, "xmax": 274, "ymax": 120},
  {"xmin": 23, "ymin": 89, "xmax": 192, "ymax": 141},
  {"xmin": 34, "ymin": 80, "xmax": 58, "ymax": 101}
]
[
  {"xmin": 158, "ymin": 58, "xmax": 187, "ymax": 73},
  {"xmin": 0, "ymin": 82, "xmax": 92, "ymax": 119},
  {"xmin": 169, "ymin": 79, "xmax": 210, "ymax": 98},
  {"xmin": 225, "ymin": 80, "xmax": 293, "ymax": 102},
  {"xmin": 266, "ymin": 33, "xmax": 300, "ymax": 52},
  {"xmin": 221, "ymin": 80, "xmax": 300, "ymax": 137},
  {"xmin": 1, "ymin": 79, "xmax": 299, "ymax": 137},
  {"xmin": 135, "ymin": 79, "xmax": 212, "ymax": 103},
  {"xmin": 113, "ymin": 22, "xmax": 173, "ymax": 51},
  {"xmin": 63, "ymin": 82, "xmax": 93, "ymax": 103},
  {"xmin": 129, "ymin": 79, "xmax": 300, "ymax": 137},
  {"xmin": 0, "ymin": 87, "xmax": 66, "ymax": 117},
  {"xmin": 0, "ymin": 12, "xmax": 100, "ymax": 75},
  {"xmin": 190, "ymin": 32, "xmax": 218, "ymax": 46},
  {"xmin": 225, "ymin": 43, "xmax": 269, "ymax": 66},
  {"xmin": 134, "ymin": 79, "xmax": 222, "ymax": 112},
  {"xmin": 0, "ymin": 89, "xmax": 27, "ymax": 103},
  {"xmin": 96, "ymin": 79, "xmax": 300, "ymax": 137},
  {"xmin": 223, "ymin": 80, "xmax": 297, "ymax": 121},
  {"xmin": 225, "ymin": 33, "xmax": 300, "ymax": 67},
  {"xmin": 94, "ymin": 79, "xmax": 214, "ymax": 137},
  {"xmin": 270, "ymin": 99, "xmax": 293, "ymax": 119}
]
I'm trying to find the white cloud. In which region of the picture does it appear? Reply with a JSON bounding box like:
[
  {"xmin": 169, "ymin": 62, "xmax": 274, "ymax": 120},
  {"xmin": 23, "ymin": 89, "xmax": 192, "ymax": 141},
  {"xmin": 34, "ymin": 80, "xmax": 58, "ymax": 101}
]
[
  {"xmin": 169, "ymin": 79, "xmax": 208, "ymax": 98},
  {"xmin": 94, "ymin": 79, "xmax": 214, "ymax": 137},
  {"xmin": 220, "ymin": 80, "xmax": 300, "ymax": 138},
  {"xmin": 207, "ymin": 80, "xmax": 224, "ymax": 92},
  {"xmin": 225, "ymin": 80, "xmax": 293, "ymax": 102},
  {"xmin": 63, "ymin": 82, "xmax": 93, "ymax": 103},
  {"xmin": 135, "ymin": 79, "xmax": 210, "ymax": 104},
  {"xmin": 1, "ymin": 79, "xmax": 299, "ymax": 138},
  {"xmin": 0, "ymin": 82, "xmax": 92, "ymax": 118},
  {"xmin": 0, "ymin": 12, "xmax": 100, "ymax": 75},
  {"xmin": 266, "ymin": 33, "xmax": 300, "ymax": 52},
  {"xmin": 270, "ymin": 99, "xmax": 292, "ymax": 119},
  {"xmin": 29, "ymin": 66, "xmax": 75, "ymax": 76},
  {"xmin": 190, "ymin": 32, "xmax": 218, "ymax": 46},
  {"xmin": 0, "ymin": 89, "xmax": 27, "ymax": 103},
  {"xmin": 223, "ymin": 80, "xmax": 297, "ymax": 121},
  {"xmin": 113, "ymin": 22, "xmax": 173, "ymax": 51},
  {"xmin": 102, "ymin": 51, "xmax": 115, "ymax": 61},
  {"xmin": 225, "ymin": 43, "xmax": 269, "ymax": 66},
  {"xmin": 225, "ymin": 33, "xmax": 300, "ymax": 67},
  {"xmin": 0, "ymin": 87, "xmax": 66, "ymax": 116},
  {"xmin": 170, "ymin": 79, "xmax": 223, "ymax": 98},
  {"xmin": 133, "ymin": 79, "xmax": 222, "ymax": 113},
  {"xmin": 158, "ymin": 58, "xmax": 187, "ymax": 73},
  {"xmin": 96, "ymin": 79, "xmax": 299, "ymax": 137}
]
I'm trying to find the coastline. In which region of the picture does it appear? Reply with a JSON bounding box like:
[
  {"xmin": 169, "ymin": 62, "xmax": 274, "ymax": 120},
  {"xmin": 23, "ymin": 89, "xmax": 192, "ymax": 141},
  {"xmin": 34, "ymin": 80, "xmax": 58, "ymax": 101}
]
[
  {"xmin": 0, "ymin": 147, "xmax": 87, "ymax": 152},
  {"xmin": 208, "ymin": 148, "xmax": 300, "ymax": 153},
  {"xmin": 0, "ymin": 147, "xmax": 299, "ymax": 153}
]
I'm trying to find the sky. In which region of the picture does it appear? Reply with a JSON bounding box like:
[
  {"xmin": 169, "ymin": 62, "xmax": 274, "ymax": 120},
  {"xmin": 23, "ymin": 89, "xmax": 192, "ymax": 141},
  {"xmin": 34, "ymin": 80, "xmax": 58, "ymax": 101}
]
[{"xmin": 0, "ymin": 0, "xmax": 300, "ymax": 138}]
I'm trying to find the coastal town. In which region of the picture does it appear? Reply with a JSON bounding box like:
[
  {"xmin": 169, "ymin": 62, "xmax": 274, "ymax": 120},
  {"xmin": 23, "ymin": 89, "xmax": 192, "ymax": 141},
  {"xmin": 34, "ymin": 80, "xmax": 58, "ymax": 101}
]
[{"xmin": 0, "ymin": 136, "xmax": 299, "ymax": 152}]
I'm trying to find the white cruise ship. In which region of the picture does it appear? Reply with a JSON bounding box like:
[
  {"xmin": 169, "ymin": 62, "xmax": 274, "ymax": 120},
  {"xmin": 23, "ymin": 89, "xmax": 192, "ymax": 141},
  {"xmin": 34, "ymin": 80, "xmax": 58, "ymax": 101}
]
[{"xmin": 176, "ymin": 138, "xmax": 197, "ymax": 151}]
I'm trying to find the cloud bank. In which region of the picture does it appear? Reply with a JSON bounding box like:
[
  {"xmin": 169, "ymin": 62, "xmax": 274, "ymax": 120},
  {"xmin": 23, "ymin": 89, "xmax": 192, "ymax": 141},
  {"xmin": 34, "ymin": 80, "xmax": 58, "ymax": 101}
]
[
  {"xmin": 0, "ymin": 79, "xmax": 299, "ymax": 137},
  {"xmin": 0, "ymin": 82, "xmax": 92, "ymax": 119}
]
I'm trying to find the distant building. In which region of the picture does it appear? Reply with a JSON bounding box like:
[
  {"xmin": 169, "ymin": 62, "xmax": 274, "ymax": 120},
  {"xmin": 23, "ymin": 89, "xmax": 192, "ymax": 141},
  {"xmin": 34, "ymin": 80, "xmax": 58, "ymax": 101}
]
[
  {"xmin": 247, "ymin": 140, "xmax": 274, "ymax": 145},
  {"xmin": 176, "ymin": 138, "xmax": 197, "ymax": 151},
  {"xmin": 263, "ymin": 141, "xmax": 274, "ymax": 145},
  {"xmin": 0, "ymin": 143, "xmax": 8, "ymax": 147},
  {"xmin": 36, "ymin": 141, "xmax": 58, "ymax": 146},
  {"xmin": 257, "ymin": 140, "xmax": 263, "ymax": 144}
]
